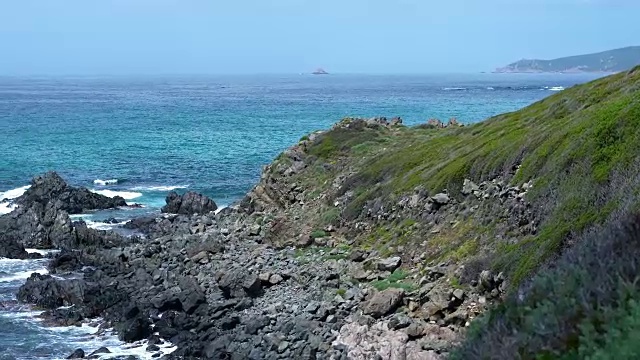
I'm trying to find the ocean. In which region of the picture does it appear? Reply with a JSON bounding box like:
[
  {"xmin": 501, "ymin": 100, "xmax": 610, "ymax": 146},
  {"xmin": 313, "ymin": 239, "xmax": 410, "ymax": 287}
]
[{"xmin": 0, "ymin": 72, "xmax": 603, "ymax": 358}]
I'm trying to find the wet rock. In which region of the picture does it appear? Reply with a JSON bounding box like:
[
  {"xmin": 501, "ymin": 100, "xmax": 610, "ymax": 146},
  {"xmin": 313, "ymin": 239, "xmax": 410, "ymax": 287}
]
[
  {"xmin": 17, "ymin": 273, "xmax": 86, "ymax": 309},
  {"xmin": 67, "ymin": 348, "xmax": 85, "ymax": 359},
  {"xmin": 87, "ymin": 347, "xmax": 111, "ymax": 357},
  {"xmin": 361, "ymin": 288, "xmax": 404, "ymax": 318}
]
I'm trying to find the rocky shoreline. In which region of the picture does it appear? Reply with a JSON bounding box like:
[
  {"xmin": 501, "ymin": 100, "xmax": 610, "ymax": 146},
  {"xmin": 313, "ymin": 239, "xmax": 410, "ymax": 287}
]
[{"xmin": 1, "ymin": 121, "xmax": 518, "ymax": 359}]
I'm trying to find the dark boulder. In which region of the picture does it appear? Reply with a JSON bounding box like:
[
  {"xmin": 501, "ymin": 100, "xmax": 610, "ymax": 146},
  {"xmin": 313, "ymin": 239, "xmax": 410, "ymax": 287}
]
[
  {"xmin": 161, "ymin": 191, "xmax": 217, "ymax": 215},
  {"xmin": 218, "ymin": 271, "xmax": 262, "ymax": 298},
  {"xmin": 119, "ymin": 315, "xmax": 152, "ymax": 342},
  {"xmin": 67, "ymin": 348, "xmax": 85, "ymax": 359},
  {"xmin": 17, "ymin": 273, "xmax": 86, "ymax": 309},
  {"xmin": 0, "ymin": 233, "xmax": 30, "ymax": 259}
]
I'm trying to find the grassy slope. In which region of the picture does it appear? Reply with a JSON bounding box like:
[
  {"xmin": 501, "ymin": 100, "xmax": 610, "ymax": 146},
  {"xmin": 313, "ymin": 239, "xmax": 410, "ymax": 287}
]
[{"xmin": 279, "ymin": 66, "xmax": 640, "ymax": 287}]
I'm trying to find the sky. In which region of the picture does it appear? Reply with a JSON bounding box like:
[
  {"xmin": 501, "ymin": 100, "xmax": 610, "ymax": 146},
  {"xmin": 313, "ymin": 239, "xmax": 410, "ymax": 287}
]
[{"xmin": 0, "ymin": 0, "xmax": 638, "ymax": 75}]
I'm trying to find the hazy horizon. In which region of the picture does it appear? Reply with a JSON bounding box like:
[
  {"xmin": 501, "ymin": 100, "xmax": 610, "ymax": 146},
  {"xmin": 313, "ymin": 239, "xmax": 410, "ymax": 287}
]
[{"xmin": 1, "ymin": 0, "xmax": 638, "ymax": 76}]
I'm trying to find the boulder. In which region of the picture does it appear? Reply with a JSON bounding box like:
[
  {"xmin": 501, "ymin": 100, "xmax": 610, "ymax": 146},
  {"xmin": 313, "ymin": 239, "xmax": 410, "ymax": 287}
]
[
  {"xmin": 377, "ymin": 257, "xmax": 402, "ymax": 272},
  {"xmin": 218, "ymin": 271, "xmax": 263, "ymax": 298},
  {"xmin": 17, "ymin": 273, "xmax": 86, "ymax": 309},
  {"xmin": 431, "ymin": 193, "xmax": 450, "ymax": 205},
  {"xmin": 0, "ymin": 233, "xmax": 30, "ymax": 259},
  {"xmin": 67, "ymin": 348, "xmax": 85, "ymax": 359},
  {"xmin": 161, "ymin": 191, "xmax": 217, "ymax": 215},
  {"xmin": 461, "ymin": 179, "xmax": 479, "ymax": 195},
  {"xmin": 361, "ymin": 288, "xmax": 404, "ymax": 318}
]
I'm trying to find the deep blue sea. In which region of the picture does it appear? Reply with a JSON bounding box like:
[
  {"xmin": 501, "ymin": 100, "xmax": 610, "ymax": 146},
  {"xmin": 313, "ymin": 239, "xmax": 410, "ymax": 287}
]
[{"xmin": 0, "ymin": 72, "xmax": 603, "ymax": 358}]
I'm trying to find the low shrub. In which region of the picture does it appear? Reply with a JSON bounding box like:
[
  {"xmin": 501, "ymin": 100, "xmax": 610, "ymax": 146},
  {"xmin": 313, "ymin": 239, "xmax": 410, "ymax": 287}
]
[{"xmin": 450, "ymin": 214, "xmax": 640, "ymax": 359}]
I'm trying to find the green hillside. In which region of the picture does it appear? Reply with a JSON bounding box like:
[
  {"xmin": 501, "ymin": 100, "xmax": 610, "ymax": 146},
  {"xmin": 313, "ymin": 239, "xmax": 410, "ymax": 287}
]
[{"xmin": 496, "ymin": 46, "xmax": 640, "ymax": 73}]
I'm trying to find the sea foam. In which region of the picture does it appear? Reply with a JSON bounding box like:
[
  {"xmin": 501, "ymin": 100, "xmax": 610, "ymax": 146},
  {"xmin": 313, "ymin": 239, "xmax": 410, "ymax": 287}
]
[
  {"xmin": 0, "ymin": 268, "xmax": 48, "ymax": 283},
  {"xmin": 90, "ymin": 189, "xmax": 142, "ymax": 200},
  {"xmin": 93, "ymin": 179, "xmax": 118, "ymax": 186},
  {"xmin": 0, "ymin": 185, "xmax": 31, "ymax": 215},
  {"xmin": 129, "ymin": 185, "xmax": 188, "ymax": 192}
]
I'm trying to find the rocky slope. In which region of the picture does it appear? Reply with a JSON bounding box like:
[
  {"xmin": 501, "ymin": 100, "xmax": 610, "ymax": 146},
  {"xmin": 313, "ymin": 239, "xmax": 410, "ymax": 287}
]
[
  {"xmin": 495, "ymin": 45, "xmax": 640, "ymax": 73},
  {"xmin": 8, "ymin": 66, "xmax": 640, "ymax": 359}
]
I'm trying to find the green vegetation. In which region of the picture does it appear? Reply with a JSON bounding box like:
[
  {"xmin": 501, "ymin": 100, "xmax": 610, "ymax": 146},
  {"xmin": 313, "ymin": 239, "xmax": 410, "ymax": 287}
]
[
  {"xmin": 451, "ymin": 215, "xmax": 640, "ymax": 359},
  {"xmin": 371, "ymin": 269, "xmax": 415, "ymax": 292},
  {"xmin": 291, "ymin": 66, "xmax": 640, "ymax": 286},
  {"xmin": 310, "ymin": 230, "xmax": 327, "ymax": 239}
]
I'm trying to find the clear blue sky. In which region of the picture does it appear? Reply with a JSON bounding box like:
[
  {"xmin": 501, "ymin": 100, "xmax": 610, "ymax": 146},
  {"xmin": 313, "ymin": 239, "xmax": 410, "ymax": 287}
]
[{"xmin": 0, "ymin": 0, "xmax": 637, "ymax": 75}]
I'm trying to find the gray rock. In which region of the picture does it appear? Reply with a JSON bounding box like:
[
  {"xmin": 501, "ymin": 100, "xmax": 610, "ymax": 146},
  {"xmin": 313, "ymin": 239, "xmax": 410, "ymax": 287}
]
[
  {"xmin": 377, "ymin": 257, "xmax": 402, "ymax": 272},
  {"xmin": 461, "ymin": 179, "xmax": 479, "ymax": 195},
  {"xmin": 361, "ymin": 288, "xmax": 404, "ymax": 318},
  {"xmin": 269, "ymin": 274, "xmax": 284, "ymax": 285},
  {"xmin": 249, "ymin": 224, "xmax": 262, "ymax": 236},
  {"xmin": 452, "ymin": 288, "xmax": 465, "ymax": 301},
  {"xmin": 431, "ymin": 193, "xmax": 450, "ymax": 205},
  {"xmin": 161, "ymin": 191, "xmax": 217, "ymax": 215}
]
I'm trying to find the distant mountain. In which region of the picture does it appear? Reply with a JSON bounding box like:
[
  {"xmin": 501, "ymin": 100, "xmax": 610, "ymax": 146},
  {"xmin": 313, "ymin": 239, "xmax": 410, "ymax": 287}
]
[{"xmin": 495, "ymin": 46, "xmax": 640, "ymax": 73}]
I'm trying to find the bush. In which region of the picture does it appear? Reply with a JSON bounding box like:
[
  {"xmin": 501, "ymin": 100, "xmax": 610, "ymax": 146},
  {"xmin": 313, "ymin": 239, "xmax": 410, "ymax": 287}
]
[
  {"xmin": 450, "ymin": 214, "xmax": 640, "ymax": 359},
  {"xmin": 310, "ymin": 230, "xmax": 327, "ymax": 239}
]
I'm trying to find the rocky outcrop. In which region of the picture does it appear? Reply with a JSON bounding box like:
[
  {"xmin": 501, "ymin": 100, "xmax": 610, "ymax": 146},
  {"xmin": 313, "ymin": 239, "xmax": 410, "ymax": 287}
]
[
  {"xmin": 0, "ymin": 172, "xmax": 127, "ymax": 249},
  {"xmin": 161, "ymin": 191, "xmax": 217, "ymax": 215},
  {"xmin": 17, "ymin": 172, "xmax": 126, "ymax": 214},
  {"xmin": 0, "ymin": 233, "xmax": 31, "ymax": 259}
]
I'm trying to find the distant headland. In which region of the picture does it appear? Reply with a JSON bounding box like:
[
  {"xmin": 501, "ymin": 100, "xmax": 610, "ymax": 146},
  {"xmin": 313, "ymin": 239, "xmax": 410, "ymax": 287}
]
[
  {"xmin": 312, "ymin": 68, "xmax": 329, "ymax": 75},
  {"xmin": 494, "ymin": 46, "xmax": 640, "ymax": 73}
]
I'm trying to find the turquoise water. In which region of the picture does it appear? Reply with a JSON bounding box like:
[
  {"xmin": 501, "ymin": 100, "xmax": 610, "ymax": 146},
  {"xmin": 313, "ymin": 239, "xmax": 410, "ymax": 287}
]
[
  {"xmin": 0, "ymin": 72, "xmax": 605, "ymax": 358},
  {"xmin": 0, "ymin": 73, "xmax": 603, "ymax": 209}
]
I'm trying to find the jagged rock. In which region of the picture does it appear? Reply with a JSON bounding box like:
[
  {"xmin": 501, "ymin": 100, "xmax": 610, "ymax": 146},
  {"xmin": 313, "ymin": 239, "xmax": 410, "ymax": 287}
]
[
  {"xmin": 479, "ymin": 270, "xmax": 494, "ymax": 292},
  {"xmin": 405, "ymin": 323, "xmax": 425, "ymax": 338},
  {"xmin": 190, "ymin": 251, "xmax": 209, "ymax": 264},
  {"xmin": 334, "ymin": 321, "xmax": 440, "ymax": 360},
  {"xmin": 161, "ymin": 191, "xmax": 217, "ymax": 215},
  {"xmin": 18, "ymin": 172, "xmax": 126, "ymax": 214},
  {"xmin": 349, "ymin": 250, "xmax": 367, "ymax": 262},
  {"xmin": 249, "ymin": 224, "xmax": 262, "ymax": 236},
  {"xmin": 0, "ymin": 233, "xmax": 30, "ymax": 259},
  {"xmin": 218, "ymin": 271, "xmax": 262, "ymax": 298},
  {"xmin": 377, "ymin": 257, "xmax": 402, "ymax": 272},
  {"xmin": 67, "ymin": 348, "xmax": 85, "ymax": 359},
  {"xmin": 88, "ymin": 347, "xmax": 111, "ymax": 357},
  {"xmin": 388, "ymin": 314, "xmax": 412, "ymax": 330},
  {"xmin": 17, "ymin": 273, "xmax": 86, "ymax": 309},
  {"xmin": 361, "ymin": 288, "xmax": 404, "ymax": 318},
  {"xmin": 244, "ymin": 315, "xmax": 270, "ymax": 335},
  {"xmin": 461, "ymin": 179, "xmax": 479, "ymax": 195}
]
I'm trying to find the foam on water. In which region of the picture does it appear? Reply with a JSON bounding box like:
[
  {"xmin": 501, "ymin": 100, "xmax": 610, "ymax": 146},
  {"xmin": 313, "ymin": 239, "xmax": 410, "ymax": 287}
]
[
  {"xmin": 0, "ymin": 185, "xmax": 31, "ymax": 201},
  {"xmin": 443, "ymin": 87, "xmax": 467, "ymax": 91},
  {"xmin": 25, "ymin": 248, "xmax": 61, "ymax": 256},
  {"xmin": 129, "ymin": 185, "xmax": 189, "ymax": 191},
  {"xmin": 0, "ymin": 185, "xmax": 31, "ymax": 215},
  {"xmin": 0, "ymin": 268, "xmax": 48, "ymax": 283},
  {"xmin": 93, "ymin": 179, "xmax": 119, "ymax": 186},
  {"xmin": 90, "ymin": 189, "xmax": 143, "ymax": 200},
  {"xmin": 549, "ymin": 86, "xmax": 565, "ymax": 91},
  {"xmin": 85, "ymin": 220, "xmax": 130, "ymax": 231}
]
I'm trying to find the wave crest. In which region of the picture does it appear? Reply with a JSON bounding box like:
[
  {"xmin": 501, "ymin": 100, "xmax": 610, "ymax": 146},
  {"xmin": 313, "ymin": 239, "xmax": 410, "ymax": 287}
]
[
  {"xmin": 90, "ymin": 189, "xmax": 142, "ymax": 200},
  {"xmin": 93, "ymin": 179, "xmax": 118, "ymax": 186}
]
